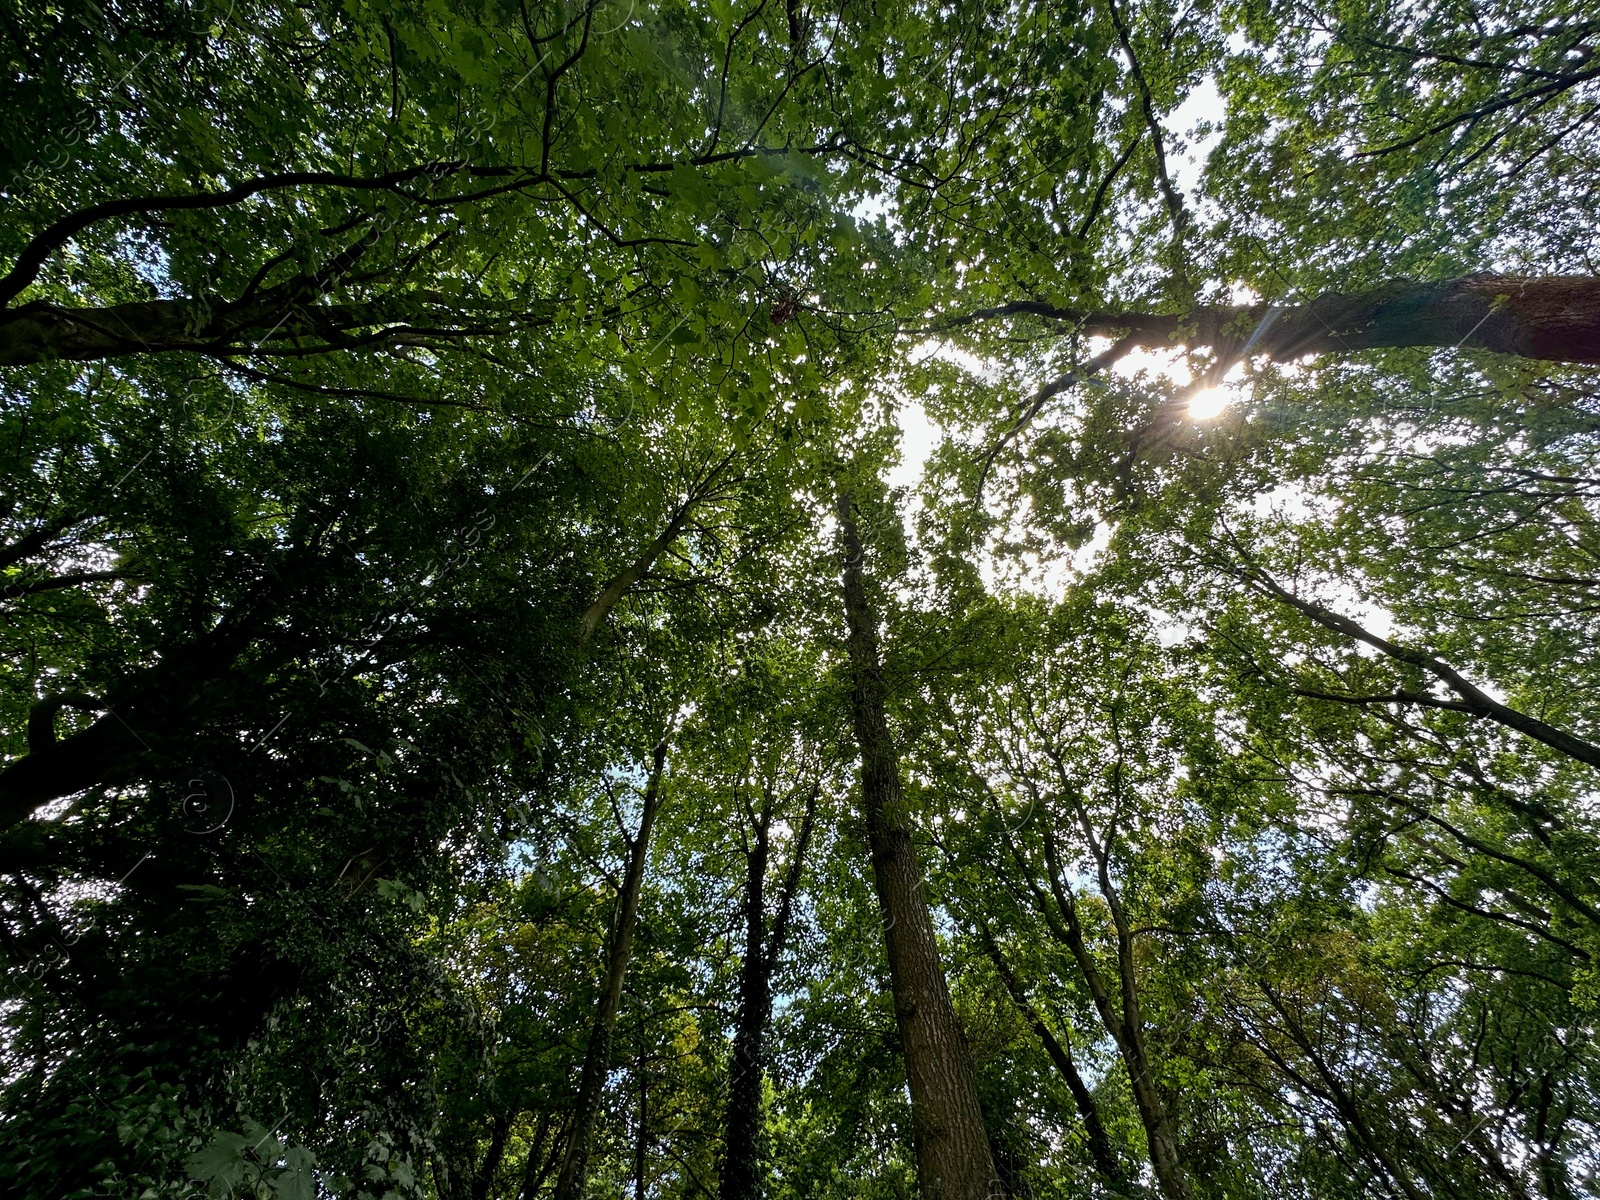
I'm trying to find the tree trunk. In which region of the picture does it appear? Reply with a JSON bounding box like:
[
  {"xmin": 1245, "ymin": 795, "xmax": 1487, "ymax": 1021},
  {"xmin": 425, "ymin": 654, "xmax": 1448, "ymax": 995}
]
[
  {"xmin": 965, "ymin": 275, "xmax": 1600, "ymax": 365},
  {"xmin": 552, "ymin": 739, "xmax": 669, "ymax": 1200},
  {"xmin": 471, "ymin": 1111, "xmax": 510, "ymax": 1200},
  {"xmin": 579, "ymin": 499, "xmax": 697, "ymax": 643},
  {"xmin": 0, "ymin": 709, "xmax": 138, "ymax": 830},
  {"xmin": 0, "ymin": 599, "xmax": 283, "ymax": 833},
  {"xmin": 518, "ymin": 1111, "xmax": 563, "ymax": 1200},
  {"xmin": 720, "ymin": 818, "xmax": 772, "ymax": 1200},
  {"xmin": 11, "ymin": 275, "xmax": 1600, "ymax": 368},
  {"xmin": 1245, "ymin": 568, "xmax": 1600, "ymax": 772},
  {"xmin": 1037, "ymin": 835, "xmax": 1189, "ymax": 1200},
  {"xmin": 975, "ymin": 924, "xmax": 1124, "ymax": 1187},
  {"xmin": 836, "ymin": 490, "xmax": 999, "ymax": 1200},
  {"xmin": 633, "ymin": 1076, "xmax": 650, "ymax": 1200},
  {"xmin": 0, "ymin": 293, "xmax": 423, "ymax": 366},
  {"xmin": 719, "ymin": 780, "xmax": 817, "ymax": 1200}
]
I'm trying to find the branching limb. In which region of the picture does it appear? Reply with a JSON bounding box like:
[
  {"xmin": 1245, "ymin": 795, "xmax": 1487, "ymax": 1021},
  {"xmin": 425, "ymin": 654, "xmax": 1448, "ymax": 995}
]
[{"xmin": 1235, "ymin": 561, "xmax": 1600, "ymax": 771}]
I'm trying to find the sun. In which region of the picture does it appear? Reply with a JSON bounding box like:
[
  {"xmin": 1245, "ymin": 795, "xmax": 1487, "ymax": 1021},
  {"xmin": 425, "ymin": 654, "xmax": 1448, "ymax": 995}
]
[{"xmin": 1188, "ymin": 386, "xmax": 1229, "ymax": 419}]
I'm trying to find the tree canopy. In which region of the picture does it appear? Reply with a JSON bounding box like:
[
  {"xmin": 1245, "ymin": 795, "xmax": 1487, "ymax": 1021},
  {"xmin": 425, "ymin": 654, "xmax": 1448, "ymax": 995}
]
[{"xmin": 2, "ymin": 1, "xmax": 1598, "ymax": 1197}]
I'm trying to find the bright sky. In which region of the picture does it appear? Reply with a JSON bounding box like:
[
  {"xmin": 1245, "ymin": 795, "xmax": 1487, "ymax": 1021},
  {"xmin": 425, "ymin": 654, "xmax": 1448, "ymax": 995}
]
[
  {"xmin": 889, "ymin": 76, "xmax": 1230, "ymax": 493},
  {"xmin": 886, "ymin": 75, "xmax": 1235, "ymax": 600}
]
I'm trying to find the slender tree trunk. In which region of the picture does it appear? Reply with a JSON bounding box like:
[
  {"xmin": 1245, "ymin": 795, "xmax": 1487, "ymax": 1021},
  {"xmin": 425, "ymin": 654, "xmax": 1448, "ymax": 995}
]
[
  {"xmin": 720, "ymin": 820, "xmax": 772, "ymax": 1200},
  {"xmin": 633, "ymin": 1076, "xmax": 650, "ymax": 1200},
  {"xmin": 1258, "ymin": 985, "xmax": 1429, "ymax": 1200},
  {"xmin": 975, "ymin": 924, "xmax": 1124, "ymax": 1187},
  {"xmin": 552, "ymin": 740, "xmax": 669, "ymax": 1200},
  {"xmin": 719, "ymin": 782, "xmax": 817, "ymax": 1200},
  {"xmin": 579, "ymin": 500, "xmax": 697, "ymax": 643},
  {"xmin": 836, "ymin": 490, "xmax": 999, "ymax": 1200},
  {"xmin": 1037, "ymin": 836, "xmax": 1189, "ymax": 1200},
  {"xmin": 519, "ymin": 1111, "xmax": 563, "ymax": 1200},
  {"xmin": 472, "ymin": 1112, "xmax": 510, "ymax": 1200},
  {"xmin": 578, "ymin": 448, "xmax": 738, "ymax": 643}
]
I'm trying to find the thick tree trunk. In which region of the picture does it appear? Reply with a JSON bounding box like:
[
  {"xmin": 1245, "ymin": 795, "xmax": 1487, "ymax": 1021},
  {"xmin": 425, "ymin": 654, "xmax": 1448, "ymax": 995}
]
[
  {"xmin": 10, "ymin": 276, "xmax": 1600, "ymax": 368},
  {"xmin": 552, "ymin": 740, "xmax": 669, "ymax": 1200},
  {"xmin": 965, "ymin": 275, "xmax": 1600, "ymax": 365},
  {"xmin": 0, "ymin": 708, "xmax": 137, "ymax": 830},
  {"xmin": 0, "ymin": 599, "xmax": 280, "ymax": 834},
  {"xmin": 836, "ymin": 491, "xmax": 999, "ymax": 1200}
]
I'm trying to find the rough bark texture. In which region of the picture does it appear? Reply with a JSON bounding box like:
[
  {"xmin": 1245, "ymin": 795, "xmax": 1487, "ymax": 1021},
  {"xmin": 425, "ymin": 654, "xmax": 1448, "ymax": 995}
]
[
  {"xmin": 964, "ymin": 275, "xmax": 1600, "ymax": 365},
  {"xmin": 837, "ymin": 491, "xmax": 999, "ymax": 1200},
  {"xmin": 553, "ymin": 740, "xmax": 669, "ymax": 1200}
]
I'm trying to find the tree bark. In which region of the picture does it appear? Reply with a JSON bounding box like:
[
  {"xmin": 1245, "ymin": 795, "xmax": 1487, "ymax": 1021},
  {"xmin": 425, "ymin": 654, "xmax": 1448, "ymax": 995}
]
[
  {"xmin": 0, "ymin": 707, "xmax": 138, "ymax": 830},
  {"xmin": 579, "ymin": 498, "xmax": 697, "ymax": 643},
  {"xmin": 518, "ymin": 1111, "xmax": 563, "ymax": 1200},
  {"xmin": 12, "ymin": 275, "xmax": 1600, "ymax": 369},
  {"xmin": 578, "ymin": 449, "xmax": 739, "ymax": 644},
  {"xmin": 552, "ymin": 739, "xmax": 669, "ymax": 1200},
  {"xmin": 633, "ymin": 1076, "xmax": 650, "ymax": 1200},
  {"xmin": 960, "ymin": 275, "xmax": 1600, "ymax": 365},
  {"xmin": 719, "ymin": 782, "xmax": 817, "ymax": 1200},
  {"xmin": 0, "ymin": 593, "xmax": 287, "ymax": 833},
  {"xmin": 721, "ymin": 816, "xmax": 773, "ymax": 1200},
  {"xmin": 471, "ymin": 1111, "xmax": 510, "ymax": 1200},
  {"xmin": 0, "ymin": 293, "xmax": 465, "ymax": 366},
  {"xmin": 836, "ymin": 490, "xmax": 999, "ymax": 1200},
  {"xmin": 1257, "ymin": 984, "xmax": 1431, "ymax": 1200}
]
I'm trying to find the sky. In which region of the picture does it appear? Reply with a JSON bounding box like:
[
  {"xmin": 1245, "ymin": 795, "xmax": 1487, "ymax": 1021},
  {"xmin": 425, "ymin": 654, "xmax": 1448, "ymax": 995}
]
[
  {"xmin": 885, "ymin": 75, "xmax": 1232, "ymax": 596},
  {"xmin": 890, "ymin": 75, "xmax": 1229, "ymax": 483}
]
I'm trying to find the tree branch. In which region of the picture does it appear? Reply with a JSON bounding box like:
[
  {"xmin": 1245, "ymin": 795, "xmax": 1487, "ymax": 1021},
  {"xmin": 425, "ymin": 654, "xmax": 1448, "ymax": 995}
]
[
  {"xmin": 940, "ymin": 275, "xmax": 1600, "ymax": 365},
  {"xmin": 1245, "ymin": 567, "xmax": 1600, "ymax": 770}
]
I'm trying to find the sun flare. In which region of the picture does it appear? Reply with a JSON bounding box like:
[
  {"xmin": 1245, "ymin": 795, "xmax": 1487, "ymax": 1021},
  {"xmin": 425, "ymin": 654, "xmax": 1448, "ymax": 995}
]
[{"xmin": 1189, "ymin": 386, "xmax": 1229, "ymax": 419}]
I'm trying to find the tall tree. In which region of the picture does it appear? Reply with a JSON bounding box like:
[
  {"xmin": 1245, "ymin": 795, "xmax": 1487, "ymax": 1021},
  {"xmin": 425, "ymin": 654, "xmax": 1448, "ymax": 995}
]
[
  {"xmin": 554, "ymin": 737, "xmax": 670, "ymax": 1200},
  {"xmin": 836, "ymin": 486, "xmax": 999, "ymax": 1200},
  {"xmin": 5, "ymin": 0, "xmax": 1600, "ymax": 1196}
]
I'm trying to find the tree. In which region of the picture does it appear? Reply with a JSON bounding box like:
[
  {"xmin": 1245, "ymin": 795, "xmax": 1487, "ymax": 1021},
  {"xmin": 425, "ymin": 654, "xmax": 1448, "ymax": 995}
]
[
  {"xmin": 4, "ymin": 0, "xmax": 1600, "ymax": 1197},
  {"xmin": 553, "ymin": 737, "xmax": 671, "ymax": 1200},
  {"xmin": 837, "ymin": 484, "xmax": 999, "ymax": 1200}
]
